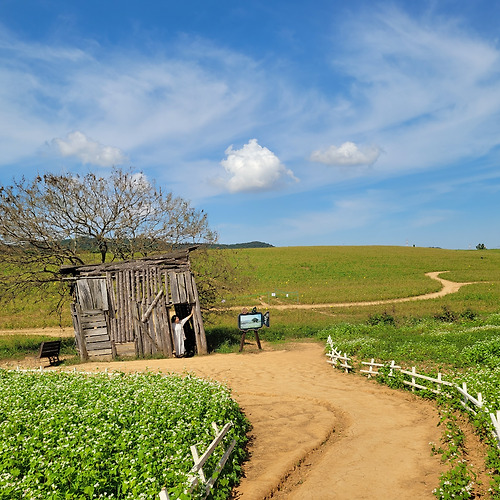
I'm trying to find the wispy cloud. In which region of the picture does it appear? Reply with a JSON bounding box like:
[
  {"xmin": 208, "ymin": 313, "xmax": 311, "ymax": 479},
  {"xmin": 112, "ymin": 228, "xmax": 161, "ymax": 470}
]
[
  {"xmin": 0, "ymin": 26, "xmax": 270, "ymax": 173},
  {"xmin": 328, "ymin": 6, "xmax": 500, "ymax": 173},
  {"xmin": 50, "ymin": 131, "xmax": 128, "ymax": 167},
  {"xmin": 220, "ymin": 139, "xmax": 298, "ymax": 193},
  {"xmin": 410, "ymin": 209, "xmax": 455, "ymax": 228},
  {"xmin": 2, "ymin": 6, "xmax": 499, "ymax": 187},
  {"xmin": 310, "ymin": 142, "xmax": 381, "ymax": 166},
  {"xmin": 1, "ymin": 5, "xmax": 500, "ymax": 249},
  {"xmin": 284, "ymin": 194, "xmax": 388, "ymax": 235}
]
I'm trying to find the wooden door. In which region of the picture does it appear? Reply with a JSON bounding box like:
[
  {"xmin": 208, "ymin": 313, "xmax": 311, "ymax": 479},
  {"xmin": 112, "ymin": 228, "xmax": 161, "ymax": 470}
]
[{"xmin": 74, "ymin": 278, "xmax": 113, "ymax": 359}]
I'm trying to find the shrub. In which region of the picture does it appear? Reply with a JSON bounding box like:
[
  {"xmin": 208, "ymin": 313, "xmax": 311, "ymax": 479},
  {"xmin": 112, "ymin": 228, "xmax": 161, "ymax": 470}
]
[
  {"xmin": 434, "ymin": 306, "xmax": 458, "ymax": 323},
  {"xmin": 367, "ymin": 312, "xmax": 395, "ymax": 326}
]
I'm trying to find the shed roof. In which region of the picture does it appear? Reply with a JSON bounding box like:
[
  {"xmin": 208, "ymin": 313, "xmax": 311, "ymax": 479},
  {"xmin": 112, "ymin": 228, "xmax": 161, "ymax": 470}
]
[{"xmin": 60, "ymin": 246, "xmax": 197, "ymax": 277}]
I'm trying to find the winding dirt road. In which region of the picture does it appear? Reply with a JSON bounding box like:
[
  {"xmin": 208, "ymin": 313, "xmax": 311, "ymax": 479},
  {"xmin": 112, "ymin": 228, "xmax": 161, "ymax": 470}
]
[
  {"xmin": 0, "ymin": 270, "xmax": 473, "ymax": 339},
  {"xmin": 76, "ymin": 343, "xmax": 446, "ymax": 499}
]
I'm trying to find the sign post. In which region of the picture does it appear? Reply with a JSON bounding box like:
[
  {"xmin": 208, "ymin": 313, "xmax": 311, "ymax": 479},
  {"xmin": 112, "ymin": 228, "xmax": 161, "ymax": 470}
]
[{"xmin": 238, "ymin": 307, "xmax": 270, "ymax": 352}]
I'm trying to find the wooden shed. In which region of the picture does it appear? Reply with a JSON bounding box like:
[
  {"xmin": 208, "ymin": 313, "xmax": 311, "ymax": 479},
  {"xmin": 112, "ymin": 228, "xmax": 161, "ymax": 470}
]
[{"xmin": 60, "ymin": 248, "xmax": 207, "ymax": 361}]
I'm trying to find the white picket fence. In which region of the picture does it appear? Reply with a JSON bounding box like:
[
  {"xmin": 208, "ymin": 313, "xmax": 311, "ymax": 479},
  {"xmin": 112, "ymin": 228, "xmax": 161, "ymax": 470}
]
[
  {"xmin": 325, "ymin": 341, "xmax": 352, "ymax": 373},
  {"xmin": 325, "ymin": 335, "xmax": 500, "ymax": 447},
  {"xmin": 159, "ymin": 421, "xmax": 236, "ymax": 500}
]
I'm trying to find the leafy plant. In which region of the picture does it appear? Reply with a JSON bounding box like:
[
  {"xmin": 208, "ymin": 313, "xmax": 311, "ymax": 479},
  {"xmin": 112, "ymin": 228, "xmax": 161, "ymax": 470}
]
[
  {"xmin": 0, "ymin": 370, "xmax": 249, "ymax": 499},
  {"xmin": 461, "ymin": 337, "xmax": 500, "ymax": 366}
]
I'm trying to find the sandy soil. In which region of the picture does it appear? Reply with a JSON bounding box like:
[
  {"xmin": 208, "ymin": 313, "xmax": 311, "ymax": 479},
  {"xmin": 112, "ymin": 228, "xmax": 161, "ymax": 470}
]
[
  {"xmin": 63, "ymin": 343, "xmax": 448, "ymax": 500},
  {"xmin": 0, "ymin": 326, "xmax": 74, "ymax": 337}
]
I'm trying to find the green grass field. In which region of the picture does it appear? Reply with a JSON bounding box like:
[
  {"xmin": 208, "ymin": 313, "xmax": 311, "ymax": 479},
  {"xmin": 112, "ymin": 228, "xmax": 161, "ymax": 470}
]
[
  {"xmin": 203, "ymin": 246, "xmax": 500, "ymax": 336},
  {"xmin": 224, "ymin": 245, "xmax": 500, "ymax": 304}
]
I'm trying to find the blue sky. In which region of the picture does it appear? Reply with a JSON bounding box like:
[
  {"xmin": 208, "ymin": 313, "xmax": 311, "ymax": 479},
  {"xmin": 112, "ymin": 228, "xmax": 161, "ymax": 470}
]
[{"xmin": 1, "ymin": 1, "xmax": 499, "ymax": 249}]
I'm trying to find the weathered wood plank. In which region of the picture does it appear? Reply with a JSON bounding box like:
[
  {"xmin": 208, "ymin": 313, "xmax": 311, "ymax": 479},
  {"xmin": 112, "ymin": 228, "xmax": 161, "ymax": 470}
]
[
  {"xmin": 141, "ymin": 290, "xmax": 164, "ymax": 323},
  {"xmin": 106, "ymin": 272, "xmax": 115, "ymax": 314},
  {"xmin": 84, "ymin": 327, "xmax": 110, "ymax": 337},
  {"xmin": 60, "ymin": 248, "xmax": 195, "ymax": 276},
  {"xmin": 86, "ymin": 338, "xmax": 111, "ymax": 346},
  {"xmin": 98, "ymin": 278, "xmax": 109, "ymax": 311},
  {"xmin": 84, "ymin": 332, "xmax": 110, "ymax": 341},
  {"xmin": 177, "ymin": 273, "xmax": 187, "ymax": 303},
  {"xmin": 190, "ymin": 276, "xmax": 207, "ymax": 355},
  {"xmin": 169, "ymin": 272, "xmax": 179, "ymax": 303},
  {"xmin": 114, "ymin": 342, "xmax": 136, "ymax": 357},
  {"xmin": 114, "ymin": 271, "xmax": 122, "ymax": 343},
  {"xmin": 86, "ymin": 348, "xmax": 113, "ymax": 356},
  {"xmin": 71, "ymin": 303, "xmax": 89, "ymax": 361},
  {"xmin": 163, "ymin": 271, "xmax": 170, "ymax": 303},
  {"xmin": 77, "ymin": 279, "xmax": 109, "ymax": 311},
  {"xmin": 80, "ymin": 309, "xmax": 106, "ymax": 317},
  {"xmin": 146, "ymin": 268, "xmax": 151, "ymax": 305},
  {"xmin": 186, "ymin": 272, "xmax": 196, "ymax": 304},
  {"xmin": 81, "ymin": 318, "xmax": 106, "ymax": 327},
  {"xmin": 76, "ymin": 280, "xmax": 93, "ymax": 310},
  {"xmin": 125, "ymin": 270, "xmax": 133, "ymax": 342}
]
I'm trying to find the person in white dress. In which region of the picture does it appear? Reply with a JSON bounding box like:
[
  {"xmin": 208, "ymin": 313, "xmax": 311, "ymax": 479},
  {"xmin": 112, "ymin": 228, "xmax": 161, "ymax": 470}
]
[{"xmin": 171, "ymin": 309, "xmax": 194, "ymax": 357}]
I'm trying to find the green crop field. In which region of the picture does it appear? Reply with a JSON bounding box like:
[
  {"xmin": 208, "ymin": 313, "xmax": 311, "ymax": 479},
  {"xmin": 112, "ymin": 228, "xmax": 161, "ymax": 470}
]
[{"xmin": 0, "ymin": 371, "xmax": 249, "ymax": 500}]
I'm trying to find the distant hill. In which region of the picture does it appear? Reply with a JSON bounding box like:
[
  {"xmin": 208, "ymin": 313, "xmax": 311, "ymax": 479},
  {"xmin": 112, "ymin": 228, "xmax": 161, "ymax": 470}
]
[
  {"xmin": 59, "ymin": 237, "xmax": 274, "ymax": 252},
  {"xmin": 213, "ymin": 241, "xmax": 274, "ymax": 249}
]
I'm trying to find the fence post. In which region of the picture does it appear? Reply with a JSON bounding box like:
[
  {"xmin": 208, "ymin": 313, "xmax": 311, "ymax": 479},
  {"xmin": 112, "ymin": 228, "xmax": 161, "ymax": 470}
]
[
  {"xmin": 190, "ymin": 444, "xmax": 206, "ymax": 484},
  {"xmin": 490, "ymin": 411, "xmax": 500, "ymax": 447},
  {"xmin": 368, "ymin": 359, "xmax": 374, "ymax": 378},
  {"xmin": 159, "ymin": 487, "xmax": 170, "ymax": 500}
]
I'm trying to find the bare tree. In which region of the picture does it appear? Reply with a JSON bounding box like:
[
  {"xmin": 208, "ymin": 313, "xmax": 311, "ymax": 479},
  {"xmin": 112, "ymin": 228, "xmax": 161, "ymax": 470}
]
[{"xmin": 0, "ymin": 168, "xmax": 216, "ymax": 304}]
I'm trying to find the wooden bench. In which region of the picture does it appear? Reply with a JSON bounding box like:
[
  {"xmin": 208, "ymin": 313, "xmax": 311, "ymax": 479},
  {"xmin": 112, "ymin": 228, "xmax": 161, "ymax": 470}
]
[{"xmin": 38, "ymin": 340, "xmax": 61, "ymax": 366}]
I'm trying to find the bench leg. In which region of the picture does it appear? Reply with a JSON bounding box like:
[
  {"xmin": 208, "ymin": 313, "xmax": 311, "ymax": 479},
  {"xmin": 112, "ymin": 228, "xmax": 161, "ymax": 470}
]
[{"xmin": 48, "ymin": 355, "xmax": 60, "ymax": 366}]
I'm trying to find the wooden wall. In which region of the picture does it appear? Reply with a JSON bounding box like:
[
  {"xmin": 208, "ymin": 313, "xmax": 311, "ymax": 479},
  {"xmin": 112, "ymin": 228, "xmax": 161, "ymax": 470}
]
[{"xmin": 71, "ymin": 265, "xmax": 207, "ymax": 360}]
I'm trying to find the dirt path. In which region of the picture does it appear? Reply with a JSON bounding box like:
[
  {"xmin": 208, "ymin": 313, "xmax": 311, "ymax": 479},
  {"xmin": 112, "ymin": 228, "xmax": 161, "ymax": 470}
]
[
  {"xmin": 69, "ymin": 343, "xmax": 446, "ymax": 500},
  {"xmin": 223, "ymin": 271, "xmax": 475, "ymax": 311}
]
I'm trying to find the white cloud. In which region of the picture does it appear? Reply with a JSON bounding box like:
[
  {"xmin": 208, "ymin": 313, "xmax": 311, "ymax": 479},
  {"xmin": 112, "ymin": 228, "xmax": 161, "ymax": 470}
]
[
  {"xmin": 328, "ymin": 6, "xmax": 500, "ymax": 174},
  {"xmin": 220, "ymin": 139, "xmax": 298, "ymax": 193},
  {"xmin": 51, "ymin": 131, "xmax": 128, "ymax": 167},
  {"xmin": 0, "ymin": 26, "xmax": 269, "ymax": 173},
  {"xmin": 310, "ymin": 141, "xmax": 381, "ymax": 166},
  {"xmin": 1, "ymin": 5, "xmax": 500, "ymax": 209}
]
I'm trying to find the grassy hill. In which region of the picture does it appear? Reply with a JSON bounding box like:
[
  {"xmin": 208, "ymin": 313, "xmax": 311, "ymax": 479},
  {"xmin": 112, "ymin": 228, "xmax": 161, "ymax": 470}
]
[
  {"xmin": 1, "ymin": 245, "xmax": 499, "ymax": 330},
  {"xmin": 202, "ymin": 245, "xmax": 500, "ymax": 338}
]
